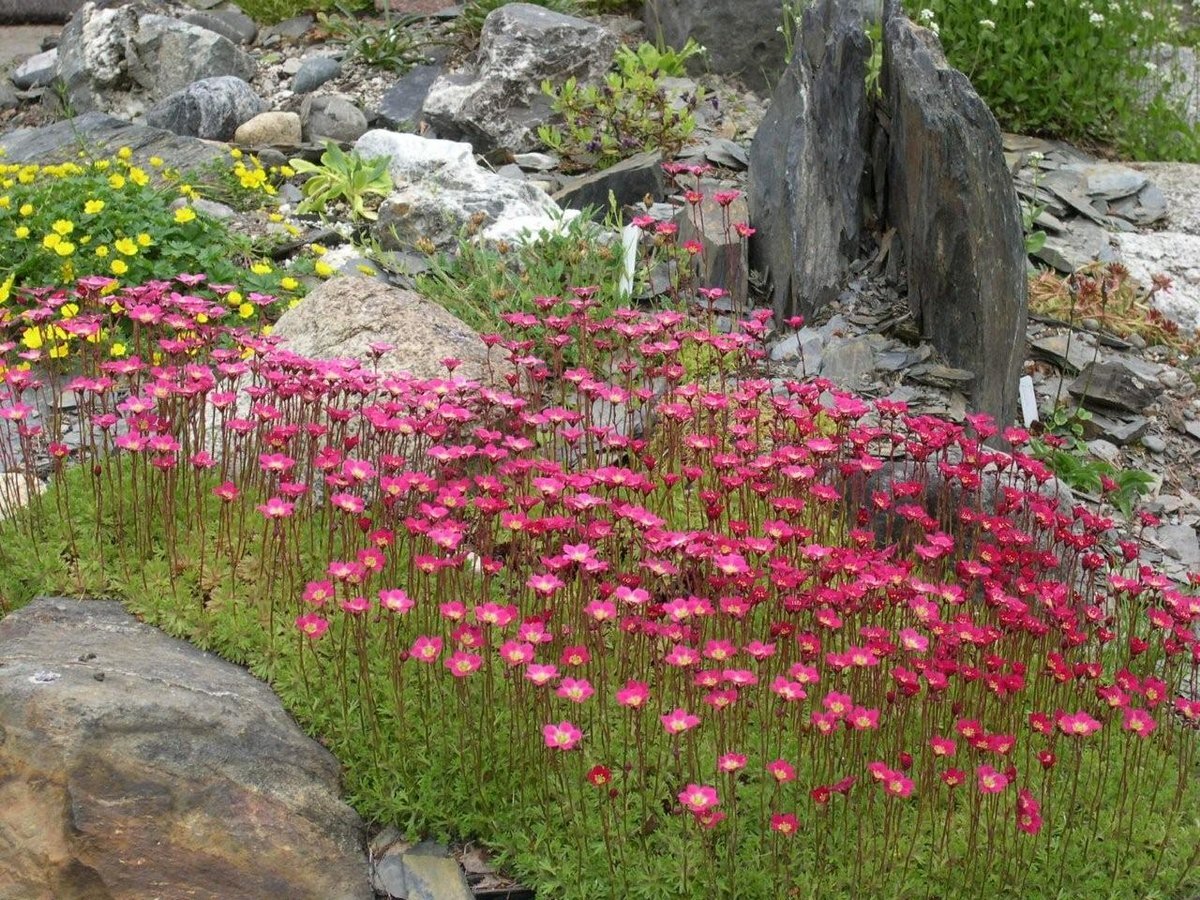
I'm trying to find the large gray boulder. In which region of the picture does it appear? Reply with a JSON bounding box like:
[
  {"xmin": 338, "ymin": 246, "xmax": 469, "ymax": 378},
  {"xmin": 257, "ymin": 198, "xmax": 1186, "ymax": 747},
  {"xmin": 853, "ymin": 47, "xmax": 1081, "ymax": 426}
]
[
  {"xmin": 748, "ymin": 0, "xmax": 872, "ymax": 322},
  {"xmin": 882, "ymin": 11, "xmax": 1027, "ymax": 427},
  {"xmin": 272, "ymin": 275, "xmax": 512, "ymax": 385},
  {"xmin": 355, "ymin": 129, "xmax": 573, "ymax": 251},
  {"xmin": 55, "ymin": 2, "xmax": 255, "ymax": 114},
  {"xmin": 422, "ymin": 3, "xmax": 617, "ymax": 156},
  {"xmin": 0, "ymin": 597, "xmax": 372, "ymax": 900},
  {"xmin": 145, "ymin": 75, "xmax": 265, "ymax": 140},
  {"xmin": 643, "ymin": 0, "xmax": 786, "ymax": 94}
]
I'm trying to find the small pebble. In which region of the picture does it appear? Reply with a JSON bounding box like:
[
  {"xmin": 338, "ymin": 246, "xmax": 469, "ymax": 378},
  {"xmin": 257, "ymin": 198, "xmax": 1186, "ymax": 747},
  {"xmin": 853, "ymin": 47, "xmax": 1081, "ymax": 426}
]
[
  {"xmin": 1142, "ymin": 435, "xmax": 1167, "ymax": 453},
  {"xmin": 93, "ymin": 672, "xmax": 105, "ymax": 682}
]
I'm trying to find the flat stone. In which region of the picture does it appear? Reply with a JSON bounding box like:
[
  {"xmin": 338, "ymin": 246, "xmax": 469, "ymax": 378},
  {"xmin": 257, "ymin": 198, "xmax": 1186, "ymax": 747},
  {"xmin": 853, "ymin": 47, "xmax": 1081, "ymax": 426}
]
[
  {"xmin": 262, "ymin": 15, "xmax": 314, "ymax": 43},
  {"xmin": 0, "ymin": 598, "xmax": 372, "ymax": 900},
  {"xmin": 677, "ymin": 189, "xmax": 749, "ymax": 310},
  {"xmin": 0, "ymin": 111, "xmax": 228, "ymax": 171},
  {"xmin": 820, "ymin": 335, "xmax": 875, "ymax": 389},
  {"xmin": 1154, "ymin": 523, "xmax": 1200, "ymax": 566},
  {"xmin": 182, "ymin": 7, "xmax": 259, "ymax": 46},
  {"xmin": 1143, "ymin": 434, "xmax": 1167, "ymax": 453},
  {"xmin": 1059, "ymin": 161, "xmax": 1149, "ymax": 201},
  {"xmin": 301, "ymin": 93, "xmax": 369, "ymax": 143},
  {"xmin": 1033, "ymin": 218, "xmax": 1118, "ymax": 274},
  {"xmin": 1084, "ymin": 412, "xmax": 1149, "ymax": 446},
  {"xmin": 1086, "ymin": 438, "xmax": 1121, "ymax": 464},
  {"xmin": 1029, "ymin": 332, "xmax": 1102, "ymax": 373},
  {"xmin": 1131, "ymin": 162, "xmax": 1200, "ymax": 235},
  {"xmin": 512, "ymin": 151, "xmax": 557, "ymax": 171},
  {"xmin": 1109, "ymin": 182, "xmax": 1168, "ymax": 226},
  {"xmin": 703, "ymin": 138, "xmax": 749, "ymax": 170},
  {"xmin": 373, "ymin": 841, "xmax": 472, "ymax": 900},
  {"xmin": 554, "ymin": 151, "xmax": 665, "ymax": 219},
  {"xmin": 1068, "ymin": 359, "xmax": 1164, "ymax": 414}
]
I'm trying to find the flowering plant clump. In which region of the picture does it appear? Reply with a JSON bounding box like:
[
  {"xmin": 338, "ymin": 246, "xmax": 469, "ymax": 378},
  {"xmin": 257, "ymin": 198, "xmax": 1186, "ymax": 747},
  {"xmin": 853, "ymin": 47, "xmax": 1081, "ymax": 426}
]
[
  {"xmin": 1, "ymin": 255, "xmax": 1198, "ymax": 897},
  {"xmin": 906, "ymin": 0, "xmax": 1198, "ymax": 161},
  {"xmin": 0, "ymin": 146, "xmax": 310, "ymax": 315}
]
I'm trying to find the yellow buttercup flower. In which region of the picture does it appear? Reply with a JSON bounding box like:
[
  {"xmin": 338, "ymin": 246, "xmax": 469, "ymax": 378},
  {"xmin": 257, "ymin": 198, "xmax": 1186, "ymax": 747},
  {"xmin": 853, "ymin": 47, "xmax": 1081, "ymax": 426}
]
[
  {"xmin": 149, "ymin": 156, "xmax": 164, "ymax": 168},
  {"xmin": 14, "ymin": 226, "xmax": 29, "ymax": 240},
  {"xmin": 0, "ymin": 272, "xmax": 13, "ymax": 304},
  {"xmin": 18, "ymin": 203, "xmax": 32, "ymax": 216},
  {"xmin": 174, "ymin": 206, "xmax": 196, "ymax": 224},
  {"xmin": 314, "ymin": 260, "xmax": 334, "ymax": 278},
  {"xmin": 260, "ymin": 324, "xmax": 273, "ymax": 336},
  {"xmin": 108, "ymin": 174, "xmax": 125, "ymax": 189},
  {"xmin": 280, "ymin": 276, "xmax": 299, "ymax": 291},
  {"xmin": 54, "ymin": 241, "xmax": 75, "ymax": 257},
  {"xmin": 117, "ymin": 147, "xmax": 132, "ymax": 161},
  {"xmin": 60, "ymin": 303, "xmax": 79, "ymax": 319},
  {"xmin": 94, "ymin": 245, "xmax": 109, "ymax": 258},
  {"xmin": 238, "ymin": 302, "xmax": 254, "ymax": 319},
  {"xmin": 42, "ymin": 233, "xmax": 61, "ymax": 249},
  {"xmin": 250, "ymin": 262, "xmax": 272, "ymax": 275},
  {"xmin": 52, "ymin": 219, "xmax": 74, "ymax": 236},
  {"xmin": 230, "ymin": 148, "xmax": 243, "ymax": 159},
  {"xmin": 84, "ymin": 199, "xmax": 105, "ymax": 214},
  {"xmin": 114, "ymin": 238, "xmax": 138, "ymax": 256},
  {"xmin": 196, "ymin": 313, "xmax": 208, "ymax": 324},
  {"xmin": 0, "ymin": 196, "xmax": 10, "ymax": 209},
  {"xmin": 311, "ymin": 243, "xmax": 327, "ymax": 256},
  {"xmin": 109, "ymin": 342, "xmax": 126, "ymax": 357},
  {"xmin": 21, "ymin": 326, "xmax": 43, "ymax": 349},
  {"xmin": 136, "ymin": 233, "xmax": 152, "ymax": 247},
  {"xmin": 267, "ymin": 212, "xmax": 283, "ymax": 223},
  {"xmin": 129, "ymin": 167, "xmax": 149, "ymax": 187},
  {"xmin": 110, "ymin": 259, "xmax": 128, "ymax": 276}
]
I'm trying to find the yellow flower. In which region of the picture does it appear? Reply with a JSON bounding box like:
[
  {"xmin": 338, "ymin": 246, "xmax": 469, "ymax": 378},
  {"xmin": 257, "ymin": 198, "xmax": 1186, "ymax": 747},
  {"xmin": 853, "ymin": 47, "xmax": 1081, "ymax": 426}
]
[
  {"xmin": 279, "ymin": 165, "xmax": 295, "ymax": 178},
  {"xmin": 54, "ymin": 241, "xmax": 75, "ymax": 257},
  {"xmin": 110, "ymin": 259, "xmax": 128, "ymax": 276},
  {"xmin": 284, "ymin": 224, "xmax": 300, "ymax": 237},
  {"xmin": 149, "ymin": 156, "xmax": 163, "ymax": 167},
  {"xmin": 260, "ymin": 324, "xmax": 273, "ymax": 336},
  {"xmin": 114, "ymin": 238, "xmax": 138, "ymax": 256},
  {"xmin": 230, "ymin": 148, "xmax": 243, "ymax": 159},
  {"xmin": 21, "ymin": 326, "xmax": 42, "ymax": 349},
  {"xmin": 280, "ymin": 276, "xmax": 299, "ymax": 291},
  {"xmin": 48, "ymin": 342, "xmax": 69, "ymax": 360},
  {"xmin": 42, "ymin": 233, "xmax": 61, "ymax": 249},
  {"xmin": 250, "ymin": 262, "xmax": 272, "ymax": 276},
  {"xmin": 109, "ymin": 301, "xmax": 124, "ymax": 313},
  {"xmin": 92, "ymin": 160, "xmax": 109, "ymax": 171},
  {"xmin": 109, "ymin": 342, "xmax": 126, "ymax": 357},
  {"xmin": 52, "ymin": 219, "xmax": 74, "ymax": 236},
  {"xmin": 84, "ymin": 199, "xmax": 105, "ymax": 214},
  {"xmin": 79, "ymin": 235, "xmax": 90, "ymax": 245},
  {"xmin": 238, "ymin": 302, "xmax": 254, "ymax": 319},
  {"xmin": 14, "ymin": 226, "xmax": 29, "ymax": 240},
  {"xmin": 108, "ymin": 174, "xmax": 126, "ymax": 189},
  {"xmin": 129, "ymin": 167, "xmax": 149, "ymax": 187},
  {"xmin": 267, "ymin": 212, "xmax": 283, "ymax": 223},
  {"xmin": 196, "ymin": 313, "xmax": 208, "ymax": 324},
  {"xmin": 136, "ymin": 233, "xmax": 152, "ymax": 247},
  {"xmin": 314, "ymin": 260, "xmax": 334, "ymax": 278},
  {"xmin": 0, "ymin": 196, "xmax": 9, "ymax": 209},
  {"xmin": 60, "ymin": 303, "xmax": 79, "ymax": 319},
  {"xmin": 117, "ymin": 146, "xmax": 132, "ymax": 161},
  {"xmin": 287, "ymin": 298, "xmax": 300, "ymax": 309},
  {"xmin": 94, "ymin": 245, "xmax": 109, "ymax": 258},
  {"xmin": 228, "ymin": 290, "xmax": 243, "ymax": 305},
  {"xmin": 174, "ymin": 206, "xmax": 196, "ymax": 224},
  {"xmin": 0, "ymin": 272, "xmax": 13, "ymax": 304},
  {"xmin": 311, "ymin": 243, "xmax": 327, "ymax": 256},
  {"xmin": 18, "ymin": 203, "xmax": 31, "ymax": 216}
]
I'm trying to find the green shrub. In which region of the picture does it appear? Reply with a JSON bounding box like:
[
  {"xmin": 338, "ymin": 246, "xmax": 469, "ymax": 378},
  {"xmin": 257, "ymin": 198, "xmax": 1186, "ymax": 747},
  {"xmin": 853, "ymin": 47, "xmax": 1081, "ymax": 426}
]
[{"xmin": 905, "ymin": 0, "xmax": 1199, "ymax": 161}]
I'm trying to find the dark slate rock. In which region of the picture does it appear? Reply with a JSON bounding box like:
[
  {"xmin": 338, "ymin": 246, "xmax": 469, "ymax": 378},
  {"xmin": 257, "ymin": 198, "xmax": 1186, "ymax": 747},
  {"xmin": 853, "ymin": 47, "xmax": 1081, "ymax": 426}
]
[
  {"xmin": 292, "ymin": 56, "xmax": 342, "ymax": 95},
  {"xmin": 0, "ymin": 0, "xmax": 82, "ymax": 23},
  {"xmin": 703, "ymin": 138, "xmax": 749, "ymax": 170},
  {"xmin": 1068, "ymin": 359, "xmax": 1164, "ymax": 414},
  {"xmin": 881, "ymin": 9, "xmax": 1027, "ymax": 428},
  {"xmin": 0, "ymin": 111, "xmax": 228, "ymax": 171},
  {"xmin": 374, "ymin": 63, "xmax": 444, "ymax": 129},
  {"xmin": 127, "ymin": 13, "xmax": 257, "ymax": 102},
  {"xmin": 145, "ymin": 76, "xmax": 265, "ymax": 141},
  {"xmin": 748, "ymin": 0, "xmax": 871, "ymax": 322},
  {"xmin": 643, "ymin": 0, "xmax": 786, "ymax": 94},
  {"xmin": 301, "ymin": 93, "xmax": 369, "ymax": 143},
  {"xmin": 553, "ymin": 151, "xmax": 665, "ymax": 219},
  {"xmin": 261, "ymin": 14, "xmax": 315, "ymax": 44},
  {"xmin": 182, "ymin": 7, "xmax": 259, "ymax": 46}
]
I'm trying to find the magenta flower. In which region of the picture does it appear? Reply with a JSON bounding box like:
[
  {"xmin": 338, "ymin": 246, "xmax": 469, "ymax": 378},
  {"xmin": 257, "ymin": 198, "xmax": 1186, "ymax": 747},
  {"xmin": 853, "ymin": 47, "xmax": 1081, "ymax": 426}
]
[
  {"xmin": 661, "ymin": 707, "xmax": 701, "ymax": 735},
  {"xmin": 543, "ymin": 720, "xmax": 582, "ymax": 751},
  {"xmin": 445, "ymin": 650, "xmax": 483, "ymax": 678},
  {"xmin": 977, "ymin": 765, "xmax": 1009, "ymax": 794},
  {"xmin": 556, "ymin": 677, "xmax": 595, "ymax": 703},
  {"xmin": 1057, "ymin": 711, "xmax": 1103, "ymax": 737},
  {"xmin": 378, "ymin": 588, "xmax": 413, "ymax": 614},
  {"xmin": 678, "ymin": 783, "xmax": 719, "ymax": 814},
  {"xmin": 295, "ymin": 613, "xmax": 329, "ymax": 640},
  {"xmin": 257, "ymin": 497, "xmax": 294, "ymax": 519},
  {"xmin": 1122, "ymin": 707, "xmax": 1157, "ymax": 738},
  {"xmin": 616, "ymin": 680, "xmax": 650, "ymax": 709},
  {"xmin": 410, "ymin": 635, "xmax": 443, "ymax": 663}
]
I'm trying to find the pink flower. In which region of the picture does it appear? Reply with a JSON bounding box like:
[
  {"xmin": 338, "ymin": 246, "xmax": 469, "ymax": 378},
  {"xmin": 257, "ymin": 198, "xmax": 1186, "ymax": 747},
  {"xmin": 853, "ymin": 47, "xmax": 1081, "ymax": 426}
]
[
  {"xmin": 527, "ymin": 572, "xmax": 565, "ymax": 596},
  {"xmin": 295, "ymin": 613, "xmax": 329, "ymax": 639},
  {"xmin": 766, "ymin": 759, "xmax": 796, "ymax": 784},
  {"xmin": 543, "ymin": 720, "xmax": 582, "ymax": 751},
  {"xmin": 498, "ymin": 641, "xmax": 535, "ymax": 666},
  {"xmin": 524, "ymin": 663, "xmax": 559, "ymax": 686},
  {"xmin": 976, "ymin": 765, "xmax": 1009, "ymax": 794},
  {"xmin": 340, "ymin": 595, "xmax": 370, "ymax": 614},
  {"xmin": 1016, "ymin": 788, "xmax": 1043, "ymax": 835},
  {"xmin": 884, "ymin": 772, "xmax": 914, "ymax": 799},
  {"xmin": 302, "ymin": 580, "xmax": 334, "ymax": 607},
  {"xmin": 678, "ymin": 783, "xmax": 719, "ymax": 814},
  {"xmin": 930, "ymin": 736, "xmax": 957, "ymax": 757},
  {"xmin": 717, "ymin": 752, "xmax": 747, "ymax": 773},
  {"xmin": 378, "ymin": 588, "xmax": 413, "ymax": 614},
  {"xmin": 410, "ymin": 635, "xmax": 443, "ymax": 663},
  {"xmin": 1057, "ymin": 711, "xmax": 1103, "ymax": 737},
  {"xmin": 770, "ymin": 812, "xmax": 799, "ymax": 835},
  {"xmin": 661, "ymin": 707, "xmax": 701, "ymax": 735},
  {"xmin": 616, "ymin": 680, "xmax": 650, "ymax": 708},
  {"xmin": 1122, "ymin": 707, "xmax": 1157, "ymax": 738},
  {"xmin": 257, "ymin": 497, "xmax": 294, "ymax": 518},
  {"xmin": 445, "ymin": 650, "xmax": 483, "ymax": 678},
  {"xmin": 556, "ymin": 677, "xmax": 595, "ymax": 703}
]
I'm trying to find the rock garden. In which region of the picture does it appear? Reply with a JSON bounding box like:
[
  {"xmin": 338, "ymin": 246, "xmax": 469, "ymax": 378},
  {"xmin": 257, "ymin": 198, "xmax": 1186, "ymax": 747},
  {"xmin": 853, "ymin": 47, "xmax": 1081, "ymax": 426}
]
[{"xmin": 0, "ymin": 0, "xmax": 1198, "ymax": 897}]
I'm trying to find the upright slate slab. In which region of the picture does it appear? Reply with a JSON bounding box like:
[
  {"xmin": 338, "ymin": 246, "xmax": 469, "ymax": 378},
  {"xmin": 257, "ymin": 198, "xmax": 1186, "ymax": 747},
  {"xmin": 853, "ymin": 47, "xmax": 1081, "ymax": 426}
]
[
  {"xmin": 748, "ymin": 0, "xmax": 872, "ymax": 323},
  {"xmin": 882, "ymin": 12, "xmax": 1027, "ymax": 427}
]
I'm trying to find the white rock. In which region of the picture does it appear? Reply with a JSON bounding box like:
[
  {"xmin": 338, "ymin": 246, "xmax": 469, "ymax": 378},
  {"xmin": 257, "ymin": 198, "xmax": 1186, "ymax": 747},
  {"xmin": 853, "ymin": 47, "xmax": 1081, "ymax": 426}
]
[{"xmin": 1117, "ymin": 231, "xmax": 1200, "ymax": 333}]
